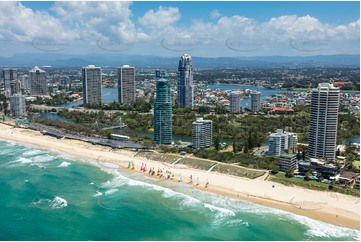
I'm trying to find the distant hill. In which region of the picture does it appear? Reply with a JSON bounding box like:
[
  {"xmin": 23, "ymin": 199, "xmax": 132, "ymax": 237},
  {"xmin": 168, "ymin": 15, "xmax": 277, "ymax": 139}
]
[{"xmin": 0, "ymin": 53, "xmax": 359, "ymax": 69}]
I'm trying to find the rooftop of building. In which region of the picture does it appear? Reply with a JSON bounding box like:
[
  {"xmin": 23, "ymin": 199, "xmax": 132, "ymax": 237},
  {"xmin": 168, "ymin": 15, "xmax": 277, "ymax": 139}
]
[
  {"xmin": 339, "ymin": 171, "xmax": 358, "ymax": 179},
  {"xmin": 280, "ymin": 153, "xmax": 297, "ymax": 158},
  {"xmin": 30, "ymin": 66, "xmax": 45, "ymax": 72},
  {"xmin": 313, "ymin": 82, "xmax": 340, "ymax": 91},
  {"xmin": 82, "ymin": 65, "xmax": 100, "ymax": 69},
  {"xmin": 267, "ymin": 107, "xmax": 294, "ymax": 112},
  {"xmin": 193, "ymin": 118, "xmax": 212, "ymax": 124}
]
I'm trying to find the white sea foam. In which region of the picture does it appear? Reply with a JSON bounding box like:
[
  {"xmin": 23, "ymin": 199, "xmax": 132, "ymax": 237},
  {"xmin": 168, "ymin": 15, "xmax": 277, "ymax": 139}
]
[
  {"xmin": 32, "ymin": 196, "xmax": 68, "ymax": 209},
  {"xmin": 286, "ymin": 213, "xmax": 360, "ymax": 240},
  {"xmin": 0, "ymin": 149, "xmax": 12, "ymax": 155},
  {"xmin": 204, "ymin": 203, "xmax": 235, "ymax": 217},
  {"xmin": 103, "ymin": 172, "xmax": 200, "ymax": 204},
  {"xmin": 10, "ymin": 154, "xmax": 55, "ymax": 166},
  {"xmin": 16, "ymin": 157, "xmax": 33, "ymax": 164},
  {"xmin": 52, "ymin": 196, "xmax": 68, "ymax": 208},
  {"xmin": 226, "ymin": 219, "xmax": 249, "ymax": 227},
  {"xmin": 105, "ymin": 188, "xmax": 118, "ymax": 195},
  {"xmin": 23, "ymin": 150, "xmax": 43, "ymax": 157},
  {"xmin": 4, "ymin": 140, "xmax": 16, "ymax": 146},
  {"xmin": 225, "ymin": 196, "xmax": 360, "ymax": 239},
  {"xmin": 101, "ymin": 170, "xmax": 359, "ymax": 240},
  {"xmin": 32, "ymin": 155, "xmax": 55, "ymax": 163},
  {"xmin": 93, "ymin": 191, "xmax": 103, "ymax": 197},
  {"xmin": 58, "ymin": 161, "xmax": 71, "ymax": 167}
]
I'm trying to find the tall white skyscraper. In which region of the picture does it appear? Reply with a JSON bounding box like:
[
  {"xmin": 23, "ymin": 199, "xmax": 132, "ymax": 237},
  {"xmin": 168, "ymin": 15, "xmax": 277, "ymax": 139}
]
[
  {"xmin": 2, "ymin": 68, "xmax": 17, "ymax": 92},
  {"xmin": 250, "ymin": 91, "xmax": 261, "ymax": 112},
  {"xmin": 29, "ymin": 66, "xmax": 47, "ymax": 96},
  {"xmin": 192, "ymin": 118, "xmax": 212, "ymax": 149},
  {"xmin": 10, "ymin": 93, "xmax": 26, "ymax": 117},
  {"xmin": 178, "ymin": 54, "xmax": 194, "ymax": 108},
  {"xmin": 229, "ymin": 91, "xmax": 241, "ymax": 113},
  {"xmin": 118, "ymin": 65, "xmax": 135, "ymax": 104},
  {"xmin": 82, "ymin": 65, "xmax": 102, "ymax": 106},
  {"xmin": 308, "ymin": 83, "xmax": 340, "ymax": 161}
]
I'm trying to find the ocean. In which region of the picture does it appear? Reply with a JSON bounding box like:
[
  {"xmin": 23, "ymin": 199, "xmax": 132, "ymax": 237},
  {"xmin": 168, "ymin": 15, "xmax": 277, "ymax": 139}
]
[{"xmin": 0, "ymin": 139, "xmax": 359, "ymax": 241}]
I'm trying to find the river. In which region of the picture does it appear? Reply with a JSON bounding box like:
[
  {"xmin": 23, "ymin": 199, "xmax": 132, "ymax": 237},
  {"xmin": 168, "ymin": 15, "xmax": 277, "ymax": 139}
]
[{"xmin": 61, "ymin": 85, "xmax": 299, "ymax": 108}]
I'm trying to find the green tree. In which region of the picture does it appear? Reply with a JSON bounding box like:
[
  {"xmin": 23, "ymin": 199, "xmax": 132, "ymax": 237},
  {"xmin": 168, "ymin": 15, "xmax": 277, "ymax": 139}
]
[
  {"xmin": 244, "ymin": 142, "xmax": 249, "ymax": 153},
  {"xmin": 198, "ymin": 106, "xmax": 210, "ymax": 114},
  {"xmin": 215, "ymin": 105, "xmax": 227, "ymax": 114},
  {"xmin": 285, "ymin": 169, "xmax": 294, "ymax": 178},
  {"xmin": 213, "ymin": 135, "xmax": 220, "ymax": 150},
  {"xmin": 271, "ymin": 166, "xmax": 279, "ymax": 174}
]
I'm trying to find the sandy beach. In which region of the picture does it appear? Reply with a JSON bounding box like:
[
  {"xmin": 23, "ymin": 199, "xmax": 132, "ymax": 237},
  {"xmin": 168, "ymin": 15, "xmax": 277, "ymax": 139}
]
[{"xmin": 0, "ymin": 122, "xmax": 359, "ymax": 230}]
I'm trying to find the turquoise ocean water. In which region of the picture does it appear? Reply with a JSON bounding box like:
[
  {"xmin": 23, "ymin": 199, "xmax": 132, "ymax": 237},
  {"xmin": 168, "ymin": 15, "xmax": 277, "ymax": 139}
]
[{"xmin": 0, "ymin": 139, "xmax": 359, "ymax": 241}]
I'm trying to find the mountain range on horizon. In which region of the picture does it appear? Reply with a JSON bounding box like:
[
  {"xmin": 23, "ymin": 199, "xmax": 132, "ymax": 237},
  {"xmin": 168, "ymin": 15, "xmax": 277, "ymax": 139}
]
[{"xmin": 0, "ymin": 53, "xmax": 359, "ymax": 69}]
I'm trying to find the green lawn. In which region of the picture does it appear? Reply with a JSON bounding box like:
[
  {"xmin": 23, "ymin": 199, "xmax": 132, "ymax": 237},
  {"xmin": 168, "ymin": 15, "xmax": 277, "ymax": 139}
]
[{"xmin": 270, "ymin": 172, "xmax": 360, "ymax": 197}]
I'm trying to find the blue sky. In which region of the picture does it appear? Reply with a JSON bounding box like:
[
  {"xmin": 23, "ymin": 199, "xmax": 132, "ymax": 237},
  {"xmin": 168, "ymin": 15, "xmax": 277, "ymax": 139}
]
[
  {"xmin": 22, "ymin": 1, "xmax": 360, "ymax": 25},
  {"xmin": 1, "ymin": 1, "xmax": 360, "ymax": 57}
]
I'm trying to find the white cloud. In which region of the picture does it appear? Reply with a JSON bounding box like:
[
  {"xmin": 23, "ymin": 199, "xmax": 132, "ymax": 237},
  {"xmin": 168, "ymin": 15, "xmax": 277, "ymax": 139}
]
[
  {"xmin": 210, "ymin": 10, "xmax": 221, "ymax": 19},
  {"xmin": 51, "ymin": 1, "xmax": 148, "ymax": 43},
  {"xmin": 138, "ymin": 6, "xmax": 181, "ymax": 29},
  {"xmin": 0, "ymin": 2, "xmax": 77, "ymax": 41},
  {"xmin": 0, "ymin": 1, "xmax": 358, "ymax": 56}
]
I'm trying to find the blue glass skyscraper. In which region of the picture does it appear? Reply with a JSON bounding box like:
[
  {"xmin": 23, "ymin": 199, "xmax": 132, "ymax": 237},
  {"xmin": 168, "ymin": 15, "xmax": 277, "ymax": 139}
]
[
  {"xmin": 177, "ymin": 54, "xmax": 194, "ymax": 108},
  {"xmin": 154, "ymin": 75, "xmax": 172, "ymax": 144}
]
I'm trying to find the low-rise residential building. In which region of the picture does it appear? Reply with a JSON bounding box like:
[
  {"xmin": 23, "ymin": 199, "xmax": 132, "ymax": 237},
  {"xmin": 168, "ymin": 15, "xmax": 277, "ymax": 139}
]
[
  {"xmin": 298, "ymin": 158, "xmax": 339, "ymax": 179},
  {"xmin": 278, "ymin": 154, "xmax": 298, "ymax": 172}
]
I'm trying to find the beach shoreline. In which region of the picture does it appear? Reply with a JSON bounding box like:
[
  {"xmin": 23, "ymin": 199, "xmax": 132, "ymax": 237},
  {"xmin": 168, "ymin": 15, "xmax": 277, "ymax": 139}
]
[{"xmin": 0, "ymin": 122, "xmax": 359, "ymax": 230}]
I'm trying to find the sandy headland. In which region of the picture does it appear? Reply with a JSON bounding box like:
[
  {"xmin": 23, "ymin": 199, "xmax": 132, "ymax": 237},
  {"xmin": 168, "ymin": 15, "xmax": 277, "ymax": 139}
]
[{"xmin": 0, "ymin": 122, "xmax": 359, "ymax": 230}]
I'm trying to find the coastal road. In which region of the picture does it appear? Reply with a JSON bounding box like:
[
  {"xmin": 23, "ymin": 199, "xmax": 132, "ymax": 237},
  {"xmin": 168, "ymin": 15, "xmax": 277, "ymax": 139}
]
[{"xmin": 253, "ymin": 146, "xmax": 268, "ymax": 156}]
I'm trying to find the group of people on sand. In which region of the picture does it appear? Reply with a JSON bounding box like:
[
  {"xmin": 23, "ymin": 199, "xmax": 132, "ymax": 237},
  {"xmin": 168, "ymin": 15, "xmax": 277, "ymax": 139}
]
[{"xmin": 128, "ymin": 162, "xmax": 210, "ymax": 188}]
